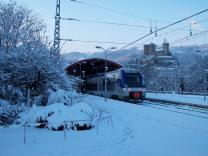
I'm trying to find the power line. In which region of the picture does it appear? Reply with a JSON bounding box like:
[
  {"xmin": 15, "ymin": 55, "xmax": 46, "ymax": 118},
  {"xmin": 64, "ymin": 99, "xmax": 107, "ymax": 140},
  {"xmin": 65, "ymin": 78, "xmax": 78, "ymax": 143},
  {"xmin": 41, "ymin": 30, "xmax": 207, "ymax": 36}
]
[
  {"xmin": 60, "ymin": 16, "xmax": 208, "ymax": 46},
  {"xmin": 69, "ymin": 0, "xmax": 170, "ymax": 23},
  {"xmin": 61, "ymin": 17, "xmax": 150, "ymax": 28},
  {"xmin": 171, "ymin": 29, "xmax": 208, "ymax": 45},
  {"xmin": 116, "ymin": 8, "xmax": 208, "ymax": 52},
  {"xmin": 60, "ymin": 38, "xmax": 144, "ymax": 45},
  {"xmin": 80, "ymin": 30, "xmax": 208, "ymax": 65},
  {"xmin": 141, "ymin": 18, "xmax": 208, "ymax": 44},
  {"xmin": 60, "ymin": 17, "xmax": 208, "ymax": 53},
  {"xmin": 61, "ymin": 17, "xmax": 192, "ymax": 31},
  {"xmin": 143, "ymin": 30, "xmax": 208, "ymax": 51}
]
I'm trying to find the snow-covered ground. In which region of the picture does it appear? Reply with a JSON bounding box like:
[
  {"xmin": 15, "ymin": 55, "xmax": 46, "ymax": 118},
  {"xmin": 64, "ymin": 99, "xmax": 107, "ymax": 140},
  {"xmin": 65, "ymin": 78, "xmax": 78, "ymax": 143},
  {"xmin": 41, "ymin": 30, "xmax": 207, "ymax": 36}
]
[
  {"xmin": 1, "ymin": 95, "xmax": 208, "ymax": 156},
  {"xmin": 147, "ymin": 92, "xmax": 208, "ymax": 106}
]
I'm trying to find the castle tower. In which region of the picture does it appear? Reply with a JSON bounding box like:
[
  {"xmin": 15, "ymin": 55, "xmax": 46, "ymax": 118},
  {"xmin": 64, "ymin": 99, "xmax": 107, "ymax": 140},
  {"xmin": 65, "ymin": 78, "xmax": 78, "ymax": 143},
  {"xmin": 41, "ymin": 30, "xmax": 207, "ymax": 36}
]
[
  {"xmin": 144, "ymin": 43, "xmax": 156, "ymax": 55},
  {"xmin": 163, "ymin": 39, "xmax": 170, "ymax": 55}
]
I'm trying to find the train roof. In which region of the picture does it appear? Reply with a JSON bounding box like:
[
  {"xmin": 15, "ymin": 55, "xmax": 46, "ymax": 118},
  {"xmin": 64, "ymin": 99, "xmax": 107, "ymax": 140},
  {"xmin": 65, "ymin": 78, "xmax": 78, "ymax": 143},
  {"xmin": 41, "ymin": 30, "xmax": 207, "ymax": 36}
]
[{"xmin": 65, "ymin": 58, "xmax": 123, "ymax": 79}]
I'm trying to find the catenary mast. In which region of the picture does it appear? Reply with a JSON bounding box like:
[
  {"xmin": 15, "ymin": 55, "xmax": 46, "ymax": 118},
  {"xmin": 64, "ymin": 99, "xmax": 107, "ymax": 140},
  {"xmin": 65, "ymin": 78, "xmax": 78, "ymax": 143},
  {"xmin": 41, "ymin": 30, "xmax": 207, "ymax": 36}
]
[{"xmin": 53, "ymin": 0, "xmax": 61, "ymax": 55}]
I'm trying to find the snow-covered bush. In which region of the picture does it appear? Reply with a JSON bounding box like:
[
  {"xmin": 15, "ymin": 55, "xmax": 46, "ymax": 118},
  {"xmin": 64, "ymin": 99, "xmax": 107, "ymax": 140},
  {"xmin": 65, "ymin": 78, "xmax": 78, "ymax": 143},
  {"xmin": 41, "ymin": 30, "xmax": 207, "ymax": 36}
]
[
  {"xmin": 47, "ymin": 89, "xmax": 79, "ymax": 106},
  {"xmin": 0, "ymin": 99, "xmax": 20, "ymax": 125}
]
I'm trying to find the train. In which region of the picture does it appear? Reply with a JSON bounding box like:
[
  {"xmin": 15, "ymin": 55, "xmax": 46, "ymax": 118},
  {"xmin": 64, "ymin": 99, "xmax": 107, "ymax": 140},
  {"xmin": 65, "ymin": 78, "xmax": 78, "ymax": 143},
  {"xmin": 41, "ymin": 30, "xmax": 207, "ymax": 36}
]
[{"xmin": 83, "ymin": 68, "xmax": 146, "ymax": 101}]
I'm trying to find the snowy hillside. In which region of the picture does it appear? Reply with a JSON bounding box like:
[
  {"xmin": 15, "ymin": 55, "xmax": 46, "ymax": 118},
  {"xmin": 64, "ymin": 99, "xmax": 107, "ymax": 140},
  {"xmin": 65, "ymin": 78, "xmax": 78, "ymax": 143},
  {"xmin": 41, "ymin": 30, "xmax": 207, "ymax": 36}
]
[
  {"xmin": 62, "ymin": 47, "xmax": 143, "ymax": 65},
  {"xmin": 63, "ymin": 45, "xmax": 208, "ymax": 66}
]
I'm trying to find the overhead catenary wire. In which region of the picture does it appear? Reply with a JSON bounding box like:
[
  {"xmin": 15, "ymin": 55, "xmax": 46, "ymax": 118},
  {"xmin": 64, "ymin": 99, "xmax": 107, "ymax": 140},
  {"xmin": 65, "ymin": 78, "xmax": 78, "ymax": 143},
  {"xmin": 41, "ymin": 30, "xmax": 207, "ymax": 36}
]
[
  {"xmin": 69, "ymin": 0, "xmax": 171, "ymax": 23},
  {"xmin": 86, "ymin": 29, "xmax": 208, "ymax": 69},
  {"xmin": 62, "ymin": 1, "xmax": 208, "ymax": 58},
  {"xmin": 60, "ymin": 38, "xmax": 143, "ymax": 45},
  {"xmin": 61, "ymin": 16, "xmax": 208, "ymax": 43},
  {"xmin": 141, "ymin": 18, "xmax": 208, "ymax": 44},
  {"xmin": 171, "ymin": 29, "xmax": 208, "ymax": 45},
  {"xmin": 147, "ymin": 29, "xmax": 208, "ymax": 50},
  {"xmin": 60, "ymin": 17, "xmax": 208, "ymax": 53},
  {"xmin": 60, "ymin": 30, "xmax": 208, "ymax": 63},
  {"xmin": 61, "ymin": 17, "xmax": 150, "ymax": 28},
  {"xmin": 115, "ymin": 8, "xmax": 208, "ymax": 52},
  {"xmin": 61, "ymin": 17, "xmax": 192, "ymax": 31}
]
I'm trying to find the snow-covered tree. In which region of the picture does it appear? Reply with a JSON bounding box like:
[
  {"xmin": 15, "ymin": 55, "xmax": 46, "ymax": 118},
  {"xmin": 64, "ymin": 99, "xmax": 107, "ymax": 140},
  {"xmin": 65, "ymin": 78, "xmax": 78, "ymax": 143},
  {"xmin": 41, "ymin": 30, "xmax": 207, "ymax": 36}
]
[
  {"xmin": 0, "ymin": 1, "xmax": 73, "ymax": 105},
  {"xmin": 0, "ymin": 1, "xmax": 45, "ymax": 53}
]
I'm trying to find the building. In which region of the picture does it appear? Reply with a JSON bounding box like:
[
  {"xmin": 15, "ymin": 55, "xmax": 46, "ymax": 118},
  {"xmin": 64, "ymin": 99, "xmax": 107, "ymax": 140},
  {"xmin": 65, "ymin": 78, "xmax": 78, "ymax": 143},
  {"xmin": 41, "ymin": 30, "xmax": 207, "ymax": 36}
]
[
  {"xmin": 144, "ymin": 39, "xmax": 170, "ymax": 56},
  {"xmin": 144, "ymin": 43, "xmax": 156, "ymax": 55},
  {"xmin": 142, "ymin": 40, "xmax": 176, "ymax": 68},
  {"xmin": 163, "ymin": 39, "xmax": 171, "ymax": 55}
]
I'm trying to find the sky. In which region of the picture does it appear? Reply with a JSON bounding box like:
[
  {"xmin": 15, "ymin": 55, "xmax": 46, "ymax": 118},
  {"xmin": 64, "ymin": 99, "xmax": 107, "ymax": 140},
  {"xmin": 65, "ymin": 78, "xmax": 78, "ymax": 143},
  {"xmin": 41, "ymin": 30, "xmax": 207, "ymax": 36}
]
[{"xmin": 3, "ymin": 0, "xmax": 208, "ymax": 53}]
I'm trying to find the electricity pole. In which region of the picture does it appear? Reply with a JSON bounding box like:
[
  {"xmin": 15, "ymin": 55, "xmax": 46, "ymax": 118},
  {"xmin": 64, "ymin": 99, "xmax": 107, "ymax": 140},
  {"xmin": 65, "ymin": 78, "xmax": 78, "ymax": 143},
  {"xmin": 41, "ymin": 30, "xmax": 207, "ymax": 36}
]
[
  {"xmin": 53, "ymin": 0, "xmax": 61, "ymax": 55},
  {"xmin": 95, "ymin": 46, "xmax": 117, "ymax": 102}
]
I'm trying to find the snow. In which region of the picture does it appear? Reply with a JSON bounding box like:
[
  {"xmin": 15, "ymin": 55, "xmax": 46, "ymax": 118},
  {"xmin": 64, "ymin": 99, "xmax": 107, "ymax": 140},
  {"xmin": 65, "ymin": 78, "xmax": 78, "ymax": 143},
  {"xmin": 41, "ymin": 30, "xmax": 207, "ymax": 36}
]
[
  {"xmin": 147, "ymin": 92, "xmax": 208, "ymax": 106},
  {"xmin": 1, "ymin": 95, "xmax": 208, "ymax": 156}
]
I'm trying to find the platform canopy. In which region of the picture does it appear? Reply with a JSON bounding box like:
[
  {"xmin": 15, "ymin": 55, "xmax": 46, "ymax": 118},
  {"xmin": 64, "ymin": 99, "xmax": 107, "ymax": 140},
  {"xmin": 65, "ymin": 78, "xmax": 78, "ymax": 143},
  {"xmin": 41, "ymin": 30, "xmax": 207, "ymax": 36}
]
[{"xmin": 65, "ymin": 58, "xmax": 123, "ymax": 79}]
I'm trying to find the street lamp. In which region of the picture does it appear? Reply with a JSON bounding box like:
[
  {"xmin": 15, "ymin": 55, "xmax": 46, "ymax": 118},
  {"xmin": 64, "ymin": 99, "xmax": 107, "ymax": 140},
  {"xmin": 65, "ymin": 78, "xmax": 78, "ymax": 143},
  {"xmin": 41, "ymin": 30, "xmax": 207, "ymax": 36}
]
[
  {"xmin": 95, "ymin": 46, "xmax": 117, "ymax": 102},
  {"xmin": 78, "ymin": 62, "xmax": 87, "ymax": 79},
  {"xmin": 77, "ymin": 62, "xmax": 86, "ymax": 93}
]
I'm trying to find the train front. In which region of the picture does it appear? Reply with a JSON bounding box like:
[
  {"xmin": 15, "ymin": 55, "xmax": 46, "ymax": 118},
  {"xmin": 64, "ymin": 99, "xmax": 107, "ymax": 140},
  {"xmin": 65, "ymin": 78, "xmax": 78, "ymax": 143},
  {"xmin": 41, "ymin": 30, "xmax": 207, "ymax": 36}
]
[{"xmin": 121, "ymin": 70, "xmax": 146, "ymax": 101}]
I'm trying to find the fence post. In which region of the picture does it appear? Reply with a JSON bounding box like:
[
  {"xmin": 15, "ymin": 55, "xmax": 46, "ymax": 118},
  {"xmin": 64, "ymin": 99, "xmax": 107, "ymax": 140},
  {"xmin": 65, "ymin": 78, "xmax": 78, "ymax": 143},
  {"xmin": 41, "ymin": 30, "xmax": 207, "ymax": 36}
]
[
  {"xmin": 96, "ymin": 118, "xmax": 99, "ymax": 135},
  {"xmin": 99, "ymin": 110, "xmax": 101, "ymax": 119},
  {"xmin": 107, "ymin": 116, "xmax": 110, "ymax": 126},
  {"xmin": 204, "ymin": 83, "xmax": 206, "ymax": 101},
  {"xmin": 71, "ymin": 96, "xmax": 73, "ymax": 105},
  {"xmin": 110, "ymin": 116, "xmax": 113, "ymax": 128},
  {"xmin": 24, "ymin": 122, "xmax": 27, "ymax": 144},
  {"xmin": 64, "ymin": 121, "xmax": 66, "ymax": 140}
]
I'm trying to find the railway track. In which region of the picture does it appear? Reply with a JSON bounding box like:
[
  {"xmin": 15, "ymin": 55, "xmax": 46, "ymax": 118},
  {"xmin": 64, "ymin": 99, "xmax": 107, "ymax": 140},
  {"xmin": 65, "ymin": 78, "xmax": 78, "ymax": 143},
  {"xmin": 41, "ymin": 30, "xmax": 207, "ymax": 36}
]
[
  {"xmin": 144, "ymin": 100, "xmax": 208, "ymax": 114},
  {"xmin": 85, "ymin": 94, "xmax": 208, "ymax": 119},
  {"xmin": 138, "ymin": 100, "xmax": 208, "ymax": 119}
]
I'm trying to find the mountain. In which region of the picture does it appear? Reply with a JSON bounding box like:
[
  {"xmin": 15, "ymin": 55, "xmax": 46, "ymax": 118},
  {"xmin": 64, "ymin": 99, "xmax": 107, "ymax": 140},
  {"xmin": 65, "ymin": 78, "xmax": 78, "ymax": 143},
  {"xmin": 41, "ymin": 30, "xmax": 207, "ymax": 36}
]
[
  {"xmin": 62, "ymin": 52, "xmax": 88, "ymax": 63},
  {"xmin": 62, "ymin": 47, "xmax": 143, "ymax": 65},
  {"xmin": 62, "ymin": 44, "xmax": 208, "ymax": 66},
  {"xmin": 171, "ymin": 44, "xmax": 208, "ymax": 67}
]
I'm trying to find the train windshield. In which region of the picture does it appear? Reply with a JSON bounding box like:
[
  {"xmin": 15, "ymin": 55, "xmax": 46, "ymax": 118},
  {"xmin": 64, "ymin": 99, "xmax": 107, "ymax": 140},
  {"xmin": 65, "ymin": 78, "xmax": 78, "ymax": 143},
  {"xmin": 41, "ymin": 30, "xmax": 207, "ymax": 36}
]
[{"xmin": 125, "ymin": 73, "xmax": 141, "ymax": 87}]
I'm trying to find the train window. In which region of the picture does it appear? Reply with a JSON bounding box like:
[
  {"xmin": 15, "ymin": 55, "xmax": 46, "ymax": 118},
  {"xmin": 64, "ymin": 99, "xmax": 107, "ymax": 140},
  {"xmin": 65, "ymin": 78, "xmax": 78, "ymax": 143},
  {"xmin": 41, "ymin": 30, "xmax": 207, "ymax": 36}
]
[
  {"xmin": 86, "ymin": 83, "xmax": 97, "ymax": 91},
  {"xmin": 125, "ymin": 73, "xmax": 141, "ymax": 87},
  {"xmin": 107, "ymin": 80, "xmax": 115, "ymax": 90}
]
